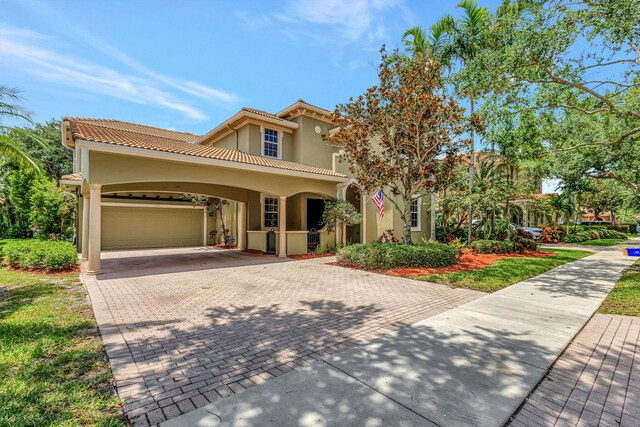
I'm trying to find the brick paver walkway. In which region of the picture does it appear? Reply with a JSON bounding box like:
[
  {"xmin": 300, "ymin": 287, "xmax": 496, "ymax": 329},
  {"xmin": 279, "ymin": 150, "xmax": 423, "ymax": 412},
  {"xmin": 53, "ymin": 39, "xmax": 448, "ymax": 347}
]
[
  {"xmin": 83, "ymin": 247, "xmax": 482, "ymax": 426},
  {"xmin": 511, "ymin": 314, "xmax": 640, "ymax": 427}
]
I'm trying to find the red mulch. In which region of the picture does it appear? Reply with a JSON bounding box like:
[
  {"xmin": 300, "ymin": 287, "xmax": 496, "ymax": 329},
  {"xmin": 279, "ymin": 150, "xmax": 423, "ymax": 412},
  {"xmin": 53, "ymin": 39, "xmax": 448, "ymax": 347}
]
[
  {"xmin": 213, "ymin": 244, "xmax": 238, "ymax": 249},
  {"xmin": 334, "ymin": 249, "xmax": 555, "ymax": 277},
  {"xmin": 5, "ymin": 265, "xmax": 80, "ymax": 275},
  {"xmin": 288, "ymin": 252, "xmax": 335, "ymax": 260}
]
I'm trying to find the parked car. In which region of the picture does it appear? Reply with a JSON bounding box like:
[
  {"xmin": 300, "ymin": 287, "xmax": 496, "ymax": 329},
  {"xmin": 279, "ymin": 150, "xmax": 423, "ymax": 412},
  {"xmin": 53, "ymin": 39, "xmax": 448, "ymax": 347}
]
[{"xmin": 511, "ymin": 223, "xmax": 543, "ymax": 241}]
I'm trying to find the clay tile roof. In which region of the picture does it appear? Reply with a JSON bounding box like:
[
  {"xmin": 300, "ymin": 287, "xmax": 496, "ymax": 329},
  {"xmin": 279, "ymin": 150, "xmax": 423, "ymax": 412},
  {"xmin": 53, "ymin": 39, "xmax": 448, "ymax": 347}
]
[
  {"xmin": 65, "ymin": 118, "xmax": 345, "ymax": 179},
  {"xmin": 68, "ymin": 118, "xmax": 198, "ymax": 143},
  {"xmin": 277, "ymin": 99, "xmax": 333, "ymax": 118},
  {"xmin": 61, "ymin": 173, "xmax": 81, "ymax": 181},
  {"xmin": 240, "ymin": 107, "xmax": 286, "ymax": 121}
]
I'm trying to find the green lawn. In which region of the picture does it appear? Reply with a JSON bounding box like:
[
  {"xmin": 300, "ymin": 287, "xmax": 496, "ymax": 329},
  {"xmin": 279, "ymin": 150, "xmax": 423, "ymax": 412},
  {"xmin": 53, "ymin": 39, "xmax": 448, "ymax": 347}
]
[
  {"xmin": 575, "ymin": 238, "xmax": 628, "ymax": 247},
  {"xmin": 414, "ymin": 249, "xmax": 592, "ymax": 293},
  {"xmin": 0, "ymin": 269, "xmax": 124, "ymax": 426},
  {"xmin": 599, "ymin": 259, "xmax": 640, "ymax": 316}
]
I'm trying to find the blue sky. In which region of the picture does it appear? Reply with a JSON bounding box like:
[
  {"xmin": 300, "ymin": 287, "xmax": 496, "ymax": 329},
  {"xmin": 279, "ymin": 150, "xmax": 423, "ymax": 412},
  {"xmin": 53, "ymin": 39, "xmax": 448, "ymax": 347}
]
[{"xmin": 2, "ymin": 0, "xmax": 504, "ymax": 135}]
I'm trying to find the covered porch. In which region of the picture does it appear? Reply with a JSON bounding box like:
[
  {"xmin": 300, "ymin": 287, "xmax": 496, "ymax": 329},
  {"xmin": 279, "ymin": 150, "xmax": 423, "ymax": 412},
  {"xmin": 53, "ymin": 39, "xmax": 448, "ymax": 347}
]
[{"xmin": 66, "ymin": 143, "xmax": 345, "ymax": 275}]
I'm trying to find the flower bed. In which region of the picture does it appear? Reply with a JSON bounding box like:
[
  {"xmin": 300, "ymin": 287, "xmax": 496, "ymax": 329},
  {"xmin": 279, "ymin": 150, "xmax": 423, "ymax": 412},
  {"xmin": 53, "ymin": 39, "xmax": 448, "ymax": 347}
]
[
  {"xmin": 382, "ymin": 249, "xmax": 555, "ymax": 277},
  {"xmin": 337, "ymin": 242, "xmax": 456, "ymax": 270},
  {"xmin": 471, "ymin": 237, "xmax": 537, "ymax": 254}
]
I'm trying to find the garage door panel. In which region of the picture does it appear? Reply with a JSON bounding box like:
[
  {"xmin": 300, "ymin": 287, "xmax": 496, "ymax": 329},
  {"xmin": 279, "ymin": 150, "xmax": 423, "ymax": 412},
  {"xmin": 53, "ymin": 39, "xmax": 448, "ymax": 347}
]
[{"xmin": 102, "ymin": 206, "xmax": 204, "ymax": 250}]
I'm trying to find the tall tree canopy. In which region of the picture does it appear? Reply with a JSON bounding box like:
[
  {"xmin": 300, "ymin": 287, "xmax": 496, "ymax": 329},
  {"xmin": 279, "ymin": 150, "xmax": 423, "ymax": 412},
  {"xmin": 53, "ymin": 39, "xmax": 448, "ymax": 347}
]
[
  {"xmin": 468, "ymin": 0, "xmax": 640, "ymax": 201},
  {"xmin": 402, "ymin": 0, "xmax": 492, "ymax": 243},
  {"xmin": 327, "ymin": 49, "xmax": 479, "ymax": 244}
]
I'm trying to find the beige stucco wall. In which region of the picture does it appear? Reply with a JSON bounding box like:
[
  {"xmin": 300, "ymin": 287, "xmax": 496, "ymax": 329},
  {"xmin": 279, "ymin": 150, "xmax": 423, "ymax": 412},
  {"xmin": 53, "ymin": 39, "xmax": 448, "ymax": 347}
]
[
  {"xmin": 286, "ymin": 194, "xmax": 303, "ymax": 230},
  {"xmin": 286, "ymin": 232, "xmax": 307, "ymax": 255},
  {"xmin": 291, "ymin": 116, "xmax": 338, "ymax": 169},
  {"xmin": 362, "ymin": 193, "xmax": 432, "ymax": 243},
  {"xmin": 212, "ymin": 131, "xmax": 238, "ymax": 151},
  {"xmin": 86, "ymin": 151, "xmax": 341, "ymax": 199}
]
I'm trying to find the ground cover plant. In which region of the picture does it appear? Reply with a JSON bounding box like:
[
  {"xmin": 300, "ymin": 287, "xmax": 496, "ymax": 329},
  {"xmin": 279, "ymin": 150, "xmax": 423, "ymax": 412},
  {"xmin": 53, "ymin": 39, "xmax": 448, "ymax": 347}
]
[
  {"xmin": 575, "ymin": 239, "xmax": 628, "ymax": 247},
  {"xmin": 599, "ymin": 260, "xmax": 640, "ymax": 316},
  {"xmin": 563, "ymin": 229, "xmax": 628, "ymax": 244},
  {"xmin": 0, "ymin": 268, "xmax": 124, "ymax": 426},
  {"xmin": 414, "ymin": 249, "xmax": 591, "ymax": 292},
  {"xmin": 3, "ymin": 239, "xmax": 78, "ymax": 271},
  {"xmin": 337, "ymin": 241, "xmax": 456, "ymax": 270}
]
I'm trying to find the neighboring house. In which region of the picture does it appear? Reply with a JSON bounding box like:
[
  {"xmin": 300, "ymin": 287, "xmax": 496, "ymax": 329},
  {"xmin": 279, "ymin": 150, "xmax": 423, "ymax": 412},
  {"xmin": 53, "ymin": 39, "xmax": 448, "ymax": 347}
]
[
  {"xmin": 579, "ymin": 210, "xmax": 617, "ymax": 224},
  {"xmin": 61, "ymin": 99, "xmax": 434, "ymax": 274}
]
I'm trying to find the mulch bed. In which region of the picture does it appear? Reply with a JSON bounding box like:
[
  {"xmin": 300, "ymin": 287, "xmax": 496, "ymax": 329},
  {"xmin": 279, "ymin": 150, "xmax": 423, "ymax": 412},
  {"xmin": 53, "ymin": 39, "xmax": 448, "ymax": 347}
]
[
  {"xmin": 334, "ymin": 249, "xmax": 555, "ymax": 277},
  {"xmin": 4, "ymin": 265, "xmax": 80, "ymax": 275}
]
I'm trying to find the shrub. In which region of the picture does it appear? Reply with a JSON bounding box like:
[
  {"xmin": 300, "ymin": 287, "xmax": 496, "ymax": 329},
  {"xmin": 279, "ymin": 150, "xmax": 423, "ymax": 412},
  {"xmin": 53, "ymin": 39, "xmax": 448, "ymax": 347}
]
[
  {"xmin": 539, "ymin": 224, "xmax": 566, "ymax": 243},
  {"xmin": 445, "ymin": 237, "xmax": 467, "ymax": 258},
  {"xmin": 471, "ymin": 239, "xmax": 521, "ymax": 254},
  {"xmin": 337, "ymin": 242, "xmax": 456, "ymax": 270},
  {"xmin": 376, "ymin": 229, "xmax": 401, "ymax": 244},
  {"xmin": 562, "ymin": 229, "xmax": 627, "ymax": 243},
  {"xmin": 4, "ymin": 240, "xmax": 78, "ymax": 271}
]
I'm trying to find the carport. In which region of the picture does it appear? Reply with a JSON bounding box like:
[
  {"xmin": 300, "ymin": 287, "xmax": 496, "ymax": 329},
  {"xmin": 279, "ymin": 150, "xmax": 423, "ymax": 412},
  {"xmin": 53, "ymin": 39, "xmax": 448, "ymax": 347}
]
[{"xmin": 61, "ymin": 118, "xmax": 345, "ymax": 274}]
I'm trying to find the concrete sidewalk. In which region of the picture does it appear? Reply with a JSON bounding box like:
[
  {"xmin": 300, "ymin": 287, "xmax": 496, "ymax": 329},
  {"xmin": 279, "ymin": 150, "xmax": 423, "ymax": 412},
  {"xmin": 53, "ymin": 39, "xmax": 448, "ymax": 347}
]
[{"xmin": 162, "ymin": 248, "xmax": 636, "ymax": 427}]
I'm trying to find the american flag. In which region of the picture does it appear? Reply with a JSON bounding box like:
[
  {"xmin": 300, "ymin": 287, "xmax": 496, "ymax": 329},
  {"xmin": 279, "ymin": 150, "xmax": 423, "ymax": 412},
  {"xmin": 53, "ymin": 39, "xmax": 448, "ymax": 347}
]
[{"xmin": 372, "ymin": 190, "xmax": 384, "ymax": 220}]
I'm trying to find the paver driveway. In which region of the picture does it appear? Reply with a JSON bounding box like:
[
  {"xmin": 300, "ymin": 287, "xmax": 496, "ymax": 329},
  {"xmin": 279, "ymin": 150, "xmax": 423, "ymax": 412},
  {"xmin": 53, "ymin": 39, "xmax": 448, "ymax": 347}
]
[{"xmin": 83, "ymin": 247, "xmax": 482, "ymax": 426}]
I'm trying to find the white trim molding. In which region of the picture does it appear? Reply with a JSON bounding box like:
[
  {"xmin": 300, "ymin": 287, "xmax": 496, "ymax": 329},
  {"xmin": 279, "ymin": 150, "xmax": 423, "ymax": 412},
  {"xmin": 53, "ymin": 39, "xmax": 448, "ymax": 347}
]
[
  {"xmin": 410, "ymin": 196, "xmax": 421, "ymax": 232},
  {"xmin": 260, "ymin": 125, "xmax": 283, "ymax": 160},
  {"xmin": 260, "ymin": 193, "xmax": 280, "ymax": 230}
]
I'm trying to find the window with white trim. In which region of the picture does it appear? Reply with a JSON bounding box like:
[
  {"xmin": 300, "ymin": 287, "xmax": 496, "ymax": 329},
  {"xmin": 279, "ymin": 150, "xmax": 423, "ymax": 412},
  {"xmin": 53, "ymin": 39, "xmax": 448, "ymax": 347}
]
[
  {"xmin": 264, "ymin": 197, "xmax": 279, "ymax": 228},
  {"xmin": 263, "ymin": 128, "xmax": 279, "ymax": 158},
  {"xmin": 410, "ymin": 198, "xmax": 421, "ymax": 231}
]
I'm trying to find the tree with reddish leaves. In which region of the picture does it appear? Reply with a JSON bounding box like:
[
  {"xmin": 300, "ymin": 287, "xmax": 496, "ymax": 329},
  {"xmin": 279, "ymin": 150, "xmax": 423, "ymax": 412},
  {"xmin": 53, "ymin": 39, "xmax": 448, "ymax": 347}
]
[{"xmin": 326, "ymin": 49, "xmax": 482, "ymax": 244}]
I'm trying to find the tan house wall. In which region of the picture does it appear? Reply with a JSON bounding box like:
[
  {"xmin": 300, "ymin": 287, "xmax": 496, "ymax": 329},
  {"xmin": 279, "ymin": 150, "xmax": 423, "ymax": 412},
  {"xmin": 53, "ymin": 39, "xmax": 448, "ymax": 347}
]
[
  {"xmin": 86, "ymin": 151, "xmax": 340, "ymax": 199},
  {"xmin": 212, "ymin": 132, "xmax": 238, "ymax": 151},
  {"xmin": 291, "ymin": 116, "xmax": 338, "ymax": 169}
]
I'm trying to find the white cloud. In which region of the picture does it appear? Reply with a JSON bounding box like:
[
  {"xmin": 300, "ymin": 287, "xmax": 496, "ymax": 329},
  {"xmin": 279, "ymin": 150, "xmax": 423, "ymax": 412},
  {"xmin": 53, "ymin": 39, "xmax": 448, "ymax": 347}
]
[
  {"xmin": 271, "ymin": 0, "xmax": 414, "ymax": 43},
  {"xmin": 0, "ymin": 24, "xmax": 239, "ymax": 121}
]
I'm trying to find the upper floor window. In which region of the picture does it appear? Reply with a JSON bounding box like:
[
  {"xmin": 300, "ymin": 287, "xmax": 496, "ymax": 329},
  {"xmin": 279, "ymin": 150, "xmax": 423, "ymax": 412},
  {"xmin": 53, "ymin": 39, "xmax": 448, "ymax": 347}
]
[
  {"xmin": 264, "ymin": 196, "xmax": 279, "ymax": 228},
  {"xmin": 410, "ymin": 198, "xmax": 421, "ymax": 231},
  {"xmin": 263, "ymin": 128, "xmax": 279, "ymax": 158}
]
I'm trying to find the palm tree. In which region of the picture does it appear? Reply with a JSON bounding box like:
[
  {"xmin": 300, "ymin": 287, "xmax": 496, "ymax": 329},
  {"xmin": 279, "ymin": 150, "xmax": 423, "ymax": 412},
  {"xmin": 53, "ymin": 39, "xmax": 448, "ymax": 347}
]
[
  {"xmin": 402, "ymin": 1, "xmax": 491, "ymax": 244},
  {"xmin": 0, "ymin": 85, "xmax": 42, "ymax": 171}
]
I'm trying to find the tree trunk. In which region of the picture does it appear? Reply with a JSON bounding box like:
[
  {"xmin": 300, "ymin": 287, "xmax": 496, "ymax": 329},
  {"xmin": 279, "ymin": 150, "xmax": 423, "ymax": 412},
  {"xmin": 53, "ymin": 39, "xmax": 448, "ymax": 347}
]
[
  {"xmin": 467, "ymin": 94, "xmax": 475, "ymax": 246},
  {"xmin": 404, "ymin": 221, "xmax": 413, "ymax": 245},
  {"xmin": 403, "ymin": 198, "xmax": 413, "ymax": 245}
]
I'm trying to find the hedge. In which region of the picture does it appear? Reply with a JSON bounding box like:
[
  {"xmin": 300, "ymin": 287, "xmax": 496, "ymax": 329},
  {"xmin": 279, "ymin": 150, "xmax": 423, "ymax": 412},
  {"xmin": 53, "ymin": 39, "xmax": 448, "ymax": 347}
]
[
  {"xmin": 3, "ymin": 240, "xmax": 78, "ymax": 271},
  {"xmin": 337, "ymin": 242, "xmax": 456, "ymax": 270},
  {"xmin": 563, "ymin": 229, "xmax": 628, "ymax": 244},
  {"xmin": 572, "ymin": 224, "xmax": 635, "ymax": 234}
]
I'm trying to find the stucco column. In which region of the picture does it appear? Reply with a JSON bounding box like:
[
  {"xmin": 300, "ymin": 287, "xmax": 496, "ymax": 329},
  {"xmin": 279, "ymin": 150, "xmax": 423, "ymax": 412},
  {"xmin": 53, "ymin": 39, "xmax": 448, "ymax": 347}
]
[
  {"xmin": 278, "ymin": 196, "xmax": 287, "ymax": 257},
  {"xmin": 361, "ymin": 193, "xmax": 367, "ymax": 243},
  {"xmin": 86, "ymin": 184, "xmax": 102, "ymax": 275},
  {"xmin": 80, "ymin": 193, "xmax": 90, "ymax": 260},
  {"xmin": 238, "ymin": 202, "xmax": 247, "ymax": 250}
]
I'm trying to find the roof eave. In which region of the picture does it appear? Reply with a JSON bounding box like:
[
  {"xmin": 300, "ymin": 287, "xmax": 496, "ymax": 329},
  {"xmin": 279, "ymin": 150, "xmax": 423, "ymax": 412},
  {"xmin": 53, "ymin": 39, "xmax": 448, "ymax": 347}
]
[
  {"xmin": 195, "ymin": 111, "xmax": 298, "ymax": 144},
  {"xmin": 76, "ymin": 139, "xmax": 347, "ymax": 182},
  {"xmin": 61, "ymin": 120, "xmax": 75, "ymax": 149}
]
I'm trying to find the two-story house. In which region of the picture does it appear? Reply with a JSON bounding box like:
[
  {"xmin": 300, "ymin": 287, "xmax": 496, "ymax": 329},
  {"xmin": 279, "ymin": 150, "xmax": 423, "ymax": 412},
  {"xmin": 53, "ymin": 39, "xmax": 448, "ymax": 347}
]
[{"xmin": 61, "ymin": 99, "xmax": 434, "ymax": 274}]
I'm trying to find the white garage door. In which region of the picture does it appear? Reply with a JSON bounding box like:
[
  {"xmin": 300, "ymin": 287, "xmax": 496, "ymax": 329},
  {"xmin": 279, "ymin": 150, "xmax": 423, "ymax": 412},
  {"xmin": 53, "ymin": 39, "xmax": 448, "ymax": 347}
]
[{"xmin": 102, "ymin": 204, "xmax": 204, "ymax": 250}]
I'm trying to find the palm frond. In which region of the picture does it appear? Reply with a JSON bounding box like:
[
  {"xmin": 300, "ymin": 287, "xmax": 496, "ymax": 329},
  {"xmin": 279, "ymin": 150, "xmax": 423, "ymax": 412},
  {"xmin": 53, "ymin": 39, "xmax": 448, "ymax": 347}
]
[
  {"xmin": 0, "ymin": 134, "xmax": 43, "ymax": 173},
  {"xmin": 0, "ymin": 85, "xmax": 33, "ymax": 124}
]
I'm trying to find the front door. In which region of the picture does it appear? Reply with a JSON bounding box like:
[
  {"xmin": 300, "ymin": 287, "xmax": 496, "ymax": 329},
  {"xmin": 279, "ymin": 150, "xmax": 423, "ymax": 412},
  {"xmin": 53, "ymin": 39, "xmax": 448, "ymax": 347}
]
[{"xmin": 306, "ymin": 198, "xmax": 325, "ymax": 230}]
